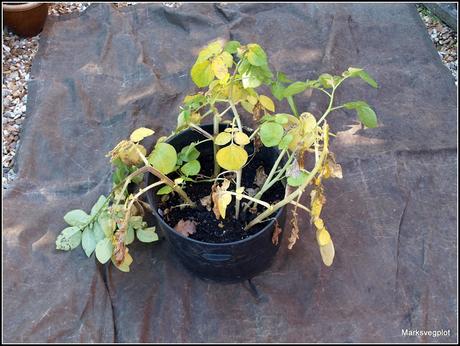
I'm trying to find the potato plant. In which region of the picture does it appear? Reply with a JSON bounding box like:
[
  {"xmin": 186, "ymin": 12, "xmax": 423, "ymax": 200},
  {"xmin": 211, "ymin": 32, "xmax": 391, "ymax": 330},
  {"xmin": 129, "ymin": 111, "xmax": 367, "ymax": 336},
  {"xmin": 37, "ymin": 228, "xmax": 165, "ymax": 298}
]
[{"xmin": 56, "ymin": 39, "xmax": 379, "ymax": 270}]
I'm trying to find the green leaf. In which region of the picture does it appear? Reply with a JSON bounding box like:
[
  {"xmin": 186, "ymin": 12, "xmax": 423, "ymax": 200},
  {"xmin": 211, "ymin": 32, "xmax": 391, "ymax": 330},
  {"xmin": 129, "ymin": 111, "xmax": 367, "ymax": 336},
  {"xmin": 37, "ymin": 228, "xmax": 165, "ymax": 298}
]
[
  {"xmin": 259, "ymin": 122, "xmax": 284, "ymax": 147},
  {"xmin": 136, "ymin": 227, "xmax": 159, "ymax": 243},
  {"xmin": 343, "ymin": 101, "xmax": 369, "ymax": 110},
  {"xmin": 357, "ymin": 70, "xmax": 378, "ymax": 88},
  {"xmin": 343, "ymin": 101, "xmax": 378, "ymax": 128},
  {"xmin": 191, "ymin": 60, "xmax": 214, "ymax": 87},
  {"xmin": 64, "ymin": 210, "xmax": 90, "ymax": 227},
  {"xmin": 82, "ymin": 226, "xmax": 97, "ymax": 257},
  {"xmin": 179, "ymin": 144, "xmax": 200, "ymax": 162},
  {"xmin": 274, "ymin": 114, "xmax": 289, "ymax": 125},
  {"xmin": 55, "ymin": 226, "xmax": 82, "ymax": 251},
  {"xmin": 271, "ymin": 82, "xmax": 285, "ymax": 101},
  {"xmin": 157, "ymin": 185, "xmax": 173, "ymax": 195},
  {"xmin": 148, "ymin": 142, "xmax": 178, "ymax": 175},
  {"xmin": 224, "ymin": 40, "xmax": 241, "ymax": 54},
  {"xmin": 246, "ymin": 43, "xmax": 267, "ymax": 66},
  {"xmin": 287, "ymin": 170, "xmax": 309, "ymax": 187},
  {"xmin": 318, "ymin": 73, "xmax": 335, "ymax": 88},
  {"xmin": 95, "ymin": 238, "xmax": 113, "ymax": 264},
  {"xmin": 278, "ymin": 133, "xmax": 294, "ymax": 150},
  {"xmin": 125, "ymin": 225, "xmax": 135, "ymax": 245},
  {"xmin": 130, "ymin": 127, "xmax": 155, "ymax": 142},
  {"xmin": 91, "ymin": 195, "xmax": 107, "ymax": 216},
  {"xmin": 283, "ymin": 82, "xmax": 307, "ymax": 97},
  {"xmin": 357, "ymin": 106, "xmax": 378, "ymax": 128},
  {"xmin": 93, "ymin": 222, "xmax": 105, "ymax": 243},
  {"xmin": 216, "ymin": 144, "xmax": 249, "ymax": 171},
  {"xmin": 277, "ymin": 72, "xmax": 293, "ymax": 83},
  {"xmin": 181, "ymin": 160, "xmax": 201, "ymax": 176}
]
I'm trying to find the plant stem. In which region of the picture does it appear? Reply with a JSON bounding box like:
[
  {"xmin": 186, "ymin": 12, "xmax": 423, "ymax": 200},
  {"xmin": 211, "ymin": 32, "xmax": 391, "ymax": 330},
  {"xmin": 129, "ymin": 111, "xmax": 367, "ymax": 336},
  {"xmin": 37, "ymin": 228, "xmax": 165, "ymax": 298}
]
[
  {"xmin": 115, "ymin": 165, "xmax": 195, "ymax": 207},
  {"xmin": 213, "ymin": 108, "xmax": 221, "ymax": 177},
  {"xmin": 245, "ymin": 124, "xmax": 330, "ymax": 230},
  {"xmin": 235, "ymin": 169, "xmax": 242, "ymax": 219},
  {"xmin": 227, "ymin": 191, "xmax": 272, "ymax": 209},
  {"xmin": 229, "ymin": 100, "xmax": 243, "ymax": 131}
]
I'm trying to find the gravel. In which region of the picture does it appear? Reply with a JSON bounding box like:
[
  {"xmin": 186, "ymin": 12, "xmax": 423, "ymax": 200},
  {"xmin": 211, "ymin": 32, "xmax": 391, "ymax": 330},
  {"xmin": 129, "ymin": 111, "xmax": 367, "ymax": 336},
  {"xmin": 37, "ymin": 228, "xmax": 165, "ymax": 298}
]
[{"xmin": 1, "ymin": 3, "xmax": 457, "ymax": 189}]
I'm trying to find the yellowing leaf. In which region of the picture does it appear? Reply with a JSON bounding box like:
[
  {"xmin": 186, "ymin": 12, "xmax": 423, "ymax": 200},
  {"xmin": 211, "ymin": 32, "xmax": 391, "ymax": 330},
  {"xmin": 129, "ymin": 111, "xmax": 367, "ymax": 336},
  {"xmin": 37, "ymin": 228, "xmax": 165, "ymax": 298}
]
[
  {"xmin": 314, "ymin": 218, "xmax": 324, "ymax": 230},
  {"xmin": 234, "ymin": 132, "xmax": 250, "ymax": 146},
  {"xmin": 247, "ymin": 95, "xmax": 258, "ymax": 105},
  {"xmin": 218, "ymin": 192, "xmax": 232, "ymax": 218},
  {"xmin": 216, "ymin": 144, "xmax": 248, "ymax": 171},
  {"xmin": 112, "ymin": 249, "xmax": 133, "ymax": 272},
  {"xmin": 147, "ymin": 142, "xmax": 177, "ymax": 174},
  {"xmin": 300, "ymin": 112, "xmax": 317, "ymax": 133},
  {"xmin": 215, "ymin": 132, "xmax": 232, "ymax": 145},
  {"xmin": 319, "ymin": 240, "xmax": 335, "ymax": 266},
  {"xmin": 316, "ymin": 228, "xmax": 331, "ymax": 246},
  {"xmin": 211, "ymin": 179, "xmax": 232, "ymax": 219},
  {"xmin": 259, "ymin": 95, "xmax": 275, "ymax": 112},
  {"xmin": 130, "ymin": 127, "xmax": 155, "ymax": 142},
  {"xmin": 191, "ymin": 60, "xmax": 214, "ymax": 87},
  {"xmin": 211, "ymin": 55, "xmax": 229, "ymax": 80},
  {"xmin": 235, "ymin": 186, "xmax": 245, "ymax": 200}
]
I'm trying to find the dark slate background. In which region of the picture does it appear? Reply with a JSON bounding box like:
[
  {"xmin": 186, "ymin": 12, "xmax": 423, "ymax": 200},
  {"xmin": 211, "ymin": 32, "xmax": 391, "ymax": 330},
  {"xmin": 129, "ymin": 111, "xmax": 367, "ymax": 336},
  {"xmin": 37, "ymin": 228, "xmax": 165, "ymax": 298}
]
[{"xmin": 3, "ymin": 3, "xmax": 457, "ymax": 342}]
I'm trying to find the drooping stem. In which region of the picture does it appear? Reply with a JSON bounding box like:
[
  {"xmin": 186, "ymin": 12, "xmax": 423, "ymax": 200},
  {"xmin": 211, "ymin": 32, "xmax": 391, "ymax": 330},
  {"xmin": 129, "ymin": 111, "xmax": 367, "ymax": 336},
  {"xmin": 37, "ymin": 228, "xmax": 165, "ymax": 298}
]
[
  {"xmin": 115, "ymin": 165, "xmax": 195, "ymax": 207},
  {"xmin": 235, "ymin": 169, "xmax": 242, "ymax": 219},
  {"xmin": 245, "ymin": 124, "xmax": 330, "ymax": 230}
]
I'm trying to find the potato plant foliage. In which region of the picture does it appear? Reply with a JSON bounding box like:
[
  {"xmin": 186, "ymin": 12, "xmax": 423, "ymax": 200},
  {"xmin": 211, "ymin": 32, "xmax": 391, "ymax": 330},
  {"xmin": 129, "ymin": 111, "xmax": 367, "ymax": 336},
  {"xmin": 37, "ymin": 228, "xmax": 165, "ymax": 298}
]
[{"xmin": 56, "ymin": 39, "xmax": 379, "ymax": 270}]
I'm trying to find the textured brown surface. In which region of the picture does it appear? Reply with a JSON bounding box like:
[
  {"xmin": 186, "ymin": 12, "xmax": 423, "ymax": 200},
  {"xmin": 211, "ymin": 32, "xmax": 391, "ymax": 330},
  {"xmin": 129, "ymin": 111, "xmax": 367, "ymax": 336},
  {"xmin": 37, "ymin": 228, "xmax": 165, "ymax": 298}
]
[{"xmin": 3, "ymin": 3, "xmax": 457, "ymax": 342}]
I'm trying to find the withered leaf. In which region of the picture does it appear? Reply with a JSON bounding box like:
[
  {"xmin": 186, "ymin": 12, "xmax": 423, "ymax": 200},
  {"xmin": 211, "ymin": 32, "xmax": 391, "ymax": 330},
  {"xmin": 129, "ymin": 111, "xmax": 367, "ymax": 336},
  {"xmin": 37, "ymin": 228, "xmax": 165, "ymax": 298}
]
[
  {"xmin": 288, "ymin": 209, "xmax": 300, "ymax": 250},
  {"xmin": 254, "ymin": 166, "xmax": 268, "ymax": 187},
  {"xmin": 200, "ymin": 195, "xmax": 212, "ymax": 211},
  {"xmin": 272, "ymin": 220, "xmax": 282, "ymax": 245},
  {"xmin": 174, "ymin": 219, "xmax": 197, "ymax": 237}
]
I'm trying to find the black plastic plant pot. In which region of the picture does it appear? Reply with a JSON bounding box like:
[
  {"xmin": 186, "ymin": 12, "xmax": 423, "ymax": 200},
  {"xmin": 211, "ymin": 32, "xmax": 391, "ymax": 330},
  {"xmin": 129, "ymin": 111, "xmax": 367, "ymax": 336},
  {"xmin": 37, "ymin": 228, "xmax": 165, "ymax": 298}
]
[{"xmin": 145, "ymin": 124, "xmax": 286, "ymax": 282}]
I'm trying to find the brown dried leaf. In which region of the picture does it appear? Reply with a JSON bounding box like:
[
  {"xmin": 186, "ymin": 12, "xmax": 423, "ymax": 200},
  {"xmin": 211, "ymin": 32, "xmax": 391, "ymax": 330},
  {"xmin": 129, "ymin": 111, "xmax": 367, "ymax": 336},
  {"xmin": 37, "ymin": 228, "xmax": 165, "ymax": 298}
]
[
  {"xmin": 211, "ymin": 179, "xmax": 231, "ymax": 219},
  {"xmin": 272, "ymin": 220, "xmax": 282, "ymax": 245},
  {"xmin": 254, "ymin": 166, "xmax": 268, "ymax": 187},
  {"xmin": 288, "ymin": 209, "xmax": 300, "ymax": 250},
  {"xmin": 174, "ymin": 219, "xmax": 197, "ymax": 237},
  {"xmin": 200, "ymin": 195, "xmax": 212, "ymax": 211}
]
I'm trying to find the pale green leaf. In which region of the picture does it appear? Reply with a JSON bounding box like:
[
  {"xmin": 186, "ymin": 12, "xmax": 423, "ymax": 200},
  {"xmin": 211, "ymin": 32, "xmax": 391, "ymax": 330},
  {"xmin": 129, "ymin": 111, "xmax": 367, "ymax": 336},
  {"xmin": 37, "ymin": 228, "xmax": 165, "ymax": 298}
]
[
  {"xmin": 64, "ymin": 209, "xmax": 90, "ymax": 227},
  {"xmin": 259, "ymin": 122, "xmax": 284, "ymax": 147},
  {"xmin": 82, "ymin": 226, "xmax": 97, "ymax": 257},
  {"xmin": 95, "ymin": 238, "xmax": 113, "ymax": 264},
  {"xmin": 136, "ymin": 227, "xmax": 159, "ymax": 243},
  {"xmin": 55, "ymin": 226, "xmax": 82, "ymax": 251},
  {"xmin": 91, "ymin": 195, "xmax": 107, "ymax": 217}
]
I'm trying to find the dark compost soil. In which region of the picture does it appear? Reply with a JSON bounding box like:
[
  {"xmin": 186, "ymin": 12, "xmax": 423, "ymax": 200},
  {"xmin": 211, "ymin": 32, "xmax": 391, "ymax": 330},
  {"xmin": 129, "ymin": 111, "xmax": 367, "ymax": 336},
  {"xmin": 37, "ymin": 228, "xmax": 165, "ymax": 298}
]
[{"xmin": 154, "ymin": 149, "xmax": 285, "ymax": 243}]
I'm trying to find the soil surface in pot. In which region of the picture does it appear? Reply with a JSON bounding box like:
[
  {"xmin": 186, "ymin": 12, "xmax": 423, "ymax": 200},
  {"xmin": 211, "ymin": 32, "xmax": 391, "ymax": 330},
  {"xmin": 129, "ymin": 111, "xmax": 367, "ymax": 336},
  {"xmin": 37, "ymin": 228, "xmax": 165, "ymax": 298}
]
[{"xmin": 156, "ymin": 150, "xmax": 285, "ymax": 243}]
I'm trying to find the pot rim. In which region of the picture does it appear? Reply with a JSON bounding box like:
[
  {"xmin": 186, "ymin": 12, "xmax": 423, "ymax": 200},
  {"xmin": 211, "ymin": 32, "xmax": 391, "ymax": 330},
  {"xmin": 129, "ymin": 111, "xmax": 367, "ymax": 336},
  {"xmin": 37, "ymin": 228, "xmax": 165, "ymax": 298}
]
[
  {"xmin": 145, "ymin": 124, "xmax": 286, "ymax": 247},
  {"xmin": 3, "ymin": 3, "xmax": 46, "ymax": 11}
]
